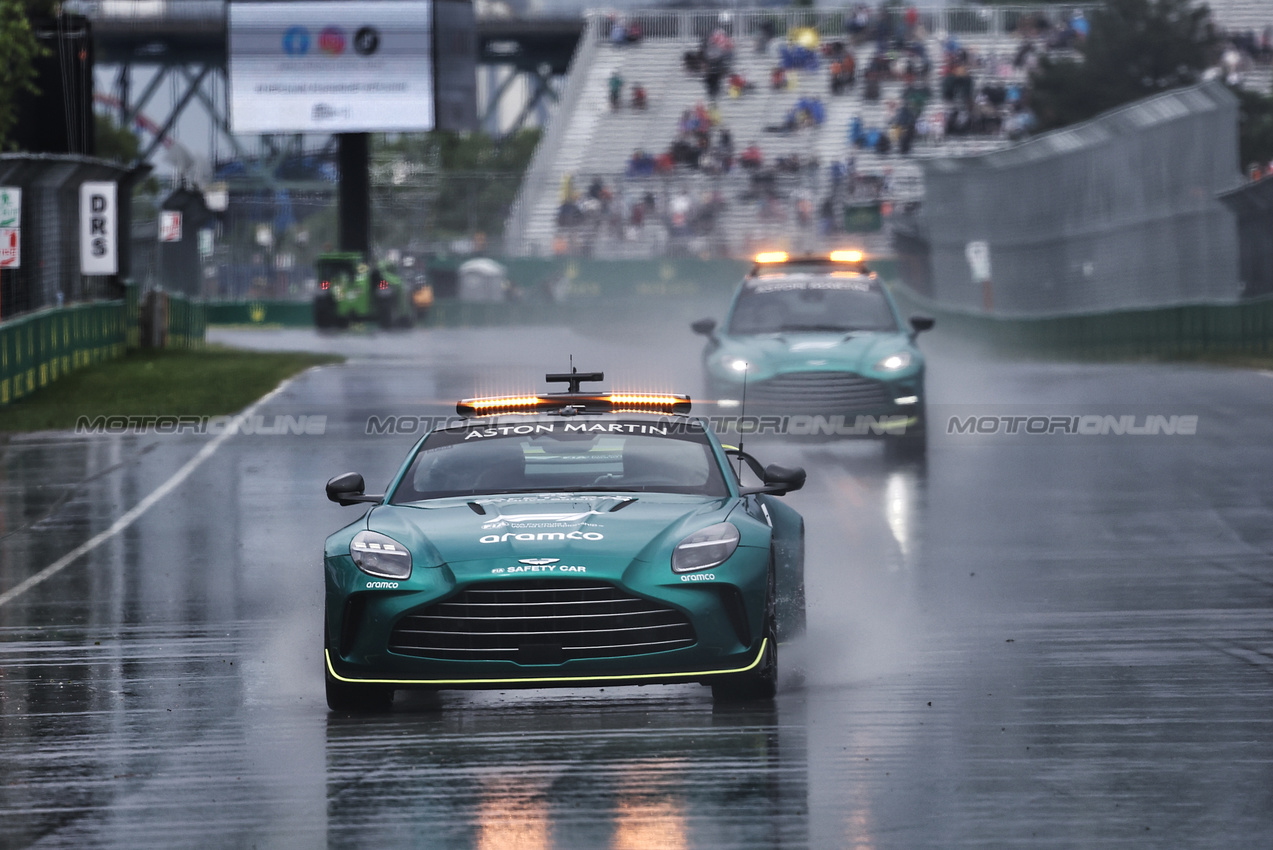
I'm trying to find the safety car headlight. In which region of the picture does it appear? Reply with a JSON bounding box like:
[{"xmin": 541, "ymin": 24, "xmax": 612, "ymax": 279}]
[
  {"xmin": 671, "ymin": 522, "xmax": 740, "ymax": 573},
  {"xmin": 350, "ymin": 530, "xmax": 412, "ymax": 580},
  {"xmin": 728, "ymin": 359, "xmax": 750, "ymax": 372},
  {"xmin": 874, "ymin": 351, "xmax": 913, "ymax": 372}
]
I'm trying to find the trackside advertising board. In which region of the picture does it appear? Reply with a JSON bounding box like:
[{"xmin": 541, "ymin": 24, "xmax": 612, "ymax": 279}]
[{"xmin": 228, "ymin": 0, "xmax": 434, "ymax": 134}]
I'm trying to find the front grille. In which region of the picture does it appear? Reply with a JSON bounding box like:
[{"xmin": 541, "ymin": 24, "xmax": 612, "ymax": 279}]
[
  {"xmin": 746, "ymin": 371, "xmax": 891, "ymax": 410},
  {"xmin": 389, "ymin": 580, "xmax": 696, "ymax": 663}
]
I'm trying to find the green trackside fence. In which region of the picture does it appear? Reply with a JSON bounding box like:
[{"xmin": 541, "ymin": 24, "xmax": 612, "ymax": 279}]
[
  {"xmin": 890, "ymin": 284, "xmax": 1273, "ymax": 360},
  {"xmin": 0, "ymin": 287, "xmax": 207, "ymax": 406},
  {"xmin": 0, "ymin": 302, "xmax": 127, "ymax": 405}
]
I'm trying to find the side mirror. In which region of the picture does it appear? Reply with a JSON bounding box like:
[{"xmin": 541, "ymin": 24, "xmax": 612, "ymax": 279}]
[
  {"xmin": 909, "ymin": 315, "xmax": 935, "ymax": 334},
  {"xmin": 326, "ymin": 472, "xmax": 383, "ymax": 506},
  {"xmin": 691, "ymin": 318, "xmax": 717, "ymax": 337},
  {"xmin": 729, "ymin": 448, "xmax": 806, "ymax": 496},
  {"xmin": 762, "ymin": 463, "xmax": 806, "ymax": 495}
]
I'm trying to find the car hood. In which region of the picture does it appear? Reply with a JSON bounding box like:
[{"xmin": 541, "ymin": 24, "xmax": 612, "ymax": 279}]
[
  {"xmin": 709, "ymin": 331, "xmax": 916, "ymax": 381},
  {"xmin": 363, "ymin": 493, "xmax": 742, "ymax": 571}
]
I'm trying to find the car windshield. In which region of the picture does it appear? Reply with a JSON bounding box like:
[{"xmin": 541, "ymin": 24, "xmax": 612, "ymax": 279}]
[
  {"xmin": 728, "ymin": 272, "xmax": 898, "ymax": 335},
  {"xmin": 390, "ymin": 420, "xmax": 729, "ymax": 502}
]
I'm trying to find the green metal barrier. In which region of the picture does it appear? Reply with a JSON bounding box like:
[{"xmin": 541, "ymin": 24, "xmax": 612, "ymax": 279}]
[
  {"xmin": 0, "ymin": 289, "xmax": 206, "ymax": 406},
  {"xmin": 166, "ymin": 293, "xmax": 208, "ymax": 349},
  {"xmin": 891, "ymin": 283, "xmax": 1273, "ymax": 359},
  {"xmin": 205, "ymin": 301, "xmax": 315, "ymax": 327},
  {"xmin": 0, "ymin": 301, "xmax": 127, "ymax": 405}
]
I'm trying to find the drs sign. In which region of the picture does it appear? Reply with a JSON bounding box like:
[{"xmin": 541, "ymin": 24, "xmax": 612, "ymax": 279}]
[{"xmin": 80, "ymin": 182, "xmax": 118, "ymax": 275}]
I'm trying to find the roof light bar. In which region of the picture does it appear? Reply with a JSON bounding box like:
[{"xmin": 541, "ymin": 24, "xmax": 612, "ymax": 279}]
[
  {"xmin": 457, "ymin": 393, "xmax": 690, "ymax": 418},
  {"xmin": 753, "ymin": 251, "xmax": 789, "ymax": 264},
  {"xmin": 829, "ymin": 250, "xmax": 864, "ymax": 263}
]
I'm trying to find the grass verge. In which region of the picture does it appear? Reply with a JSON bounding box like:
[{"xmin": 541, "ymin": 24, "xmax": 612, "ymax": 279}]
[{"xmin": 0, "ymin": 346, "xmax": 344, "ymax": 433}]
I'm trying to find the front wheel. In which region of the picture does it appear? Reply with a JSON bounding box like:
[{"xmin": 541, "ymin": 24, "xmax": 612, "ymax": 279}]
[{"xmin": 325, "ymin": 671, "xmax": 393, "ymax": 712}]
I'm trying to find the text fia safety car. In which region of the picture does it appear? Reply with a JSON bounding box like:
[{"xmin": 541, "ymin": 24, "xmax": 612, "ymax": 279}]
[
  {"xmin": 692, "ymin": 251, "xmax": 934, "ymax": 457},
  {"xmin": 322, "ymin": 371, "xmax": 807, "ymax": 710}
]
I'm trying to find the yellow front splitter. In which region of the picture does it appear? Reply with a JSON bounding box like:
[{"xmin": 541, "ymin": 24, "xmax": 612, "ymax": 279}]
[{"xmin": 325, "ymin": 639, "xmax": 767, "ymax": 687}]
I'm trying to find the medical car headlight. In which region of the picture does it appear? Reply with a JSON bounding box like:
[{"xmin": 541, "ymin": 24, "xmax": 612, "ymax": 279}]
[
  {"xmin": 874, "ymin": 351, "xmax": 913, "ymax": 372},
  {"xmin": 671, "ymin": 523, "xmax": 741, "ymax": 573},
  {"xmin": 350, "ymin": 530, "xmax": 412, "ymax": 580}
]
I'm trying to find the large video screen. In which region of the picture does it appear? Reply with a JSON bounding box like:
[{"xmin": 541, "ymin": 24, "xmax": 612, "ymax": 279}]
[{"xmin": 228, "ymin": 0, "xmax": 434, "ymax": 134}]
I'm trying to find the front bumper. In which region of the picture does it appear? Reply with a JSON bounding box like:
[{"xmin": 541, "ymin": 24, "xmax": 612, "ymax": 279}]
[{"xmin": 325, "ymin": 555, "xmax": 770, "ymax": 689}]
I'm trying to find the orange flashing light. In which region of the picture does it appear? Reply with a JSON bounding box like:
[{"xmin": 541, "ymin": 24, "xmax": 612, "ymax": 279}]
[
  {"xmin": 457, "ymin": 395, "xmax": 543, "ymax": 416},
  {"xmin": 753, "ymin": 251, "xmax": 789, "ymax": 264},
  {"xmin": 829, "ymin": 250, "xmax": 864, "ymax": 263},
  {"xmin": 606, "ymin": 394, "xmax": 682, "ymax": 406}
]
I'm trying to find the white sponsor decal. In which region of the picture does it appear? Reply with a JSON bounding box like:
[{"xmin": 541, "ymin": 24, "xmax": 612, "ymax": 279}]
[
  {"xmin": 366, "ymin": 580, "xmax": 400, "ymax": 589},
  {"xmin": 491, "ymin": 565, "xmax": 588, "ymax": 574},
  {"xmin": 680, "ymin": 573, "xmax": 716, "ymax": 582},
  {"xmin": 479, "ymin": 531, "xmax": 604, "ymax": 543}
]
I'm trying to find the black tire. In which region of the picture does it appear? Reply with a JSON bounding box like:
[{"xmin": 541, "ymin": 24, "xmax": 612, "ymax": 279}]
[
  {"xmin": 712, "ymin": 572, "xmax": 778, "ymax": 702},
  {"xmin": 323, "ymin": 622, "xmax": 393, "ymax": 711},
  {"xmin": 376, "ymin": 295, "xmax": 396, "ymax": 329},
  {"xmin": 325, "ymin": 670, "xmax": 394, "ymax": 712},
  {"xmin": 885, "ymin": 403, "xmax": 927, "ymax": 461},
  {"xmin": 313, "ymin": 297, "xmax": 336, "ymax": 329}
]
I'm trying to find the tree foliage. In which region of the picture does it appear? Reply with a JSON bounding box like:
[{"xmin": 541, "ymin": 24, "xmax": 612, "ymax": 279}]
[
  {"xmin": 0, "ymin": 0, "xmax": 47, "ymax": 150},
  {"xmin": 1029, "ymin": 0, "xmax": 1217, "ymax": 131}
]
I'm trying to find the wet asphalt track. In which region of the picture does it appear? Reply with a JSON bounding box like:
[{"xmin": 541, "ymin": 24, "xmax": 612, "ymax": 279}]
[{"xmin": 1, "ymin": 317, "xmax": 1272, "ymax": 848}]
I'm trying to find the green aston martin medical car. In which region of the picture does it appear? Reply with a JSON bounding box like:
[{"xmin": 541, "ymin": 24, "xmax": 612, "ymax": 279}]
[
  {"xmin": 322, "ymin": 371, "xmax": 806, "ymax": 710},
  {"xmin": 692, "ymin": 252, "xmax": 934, "ymax": 457}
]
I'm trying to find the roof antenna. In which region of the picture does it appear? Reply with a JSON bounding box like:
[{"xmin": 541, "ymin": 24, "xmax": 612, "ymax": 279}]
[{"xmin": 736, "ymin": 363, "xmax": 749, "ymax": 477}]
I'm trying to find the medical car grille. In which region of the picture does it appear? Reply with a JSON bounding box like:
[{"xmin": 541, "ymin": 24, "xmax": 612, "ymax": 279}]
[
  {"xmin": 389, "ymin": 581, "xmax": 697, "ymax": 663},
  {"xmin": 747, "ymin": 371, "xmax": 891, "ymax": 409}
]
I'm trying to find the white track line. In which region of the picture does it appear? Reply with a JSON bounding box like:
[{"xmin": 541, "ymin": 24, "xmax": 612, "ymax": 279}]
[{"xmin": 0, "ymin": 376, "xmax": 301, "ymax": 608}]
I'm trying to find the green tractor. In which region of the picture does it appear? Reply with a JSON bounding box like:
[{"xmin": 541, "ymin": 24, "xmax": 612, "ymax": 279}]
[{"xmin": 313, "ymin": 252, "xmax": 431, "ymax": 329}]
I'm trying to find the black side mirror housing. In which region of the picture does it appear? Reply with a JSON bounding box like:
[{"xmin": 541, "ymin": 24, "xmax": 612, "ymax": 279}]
[
  {"xmin": 762, "ymin": 463, "xmax": 806, "ymax": 495},
  {"xmin": 909, "ymin": 315, "xmax": 935, "ymax": 334},
  {"xmin": 691, "ymin": 318, "xmax": 717, "ymax": 337},
  {"xmin": 326, "ymin": 472, "xmax": 383, "ymax": 506}
]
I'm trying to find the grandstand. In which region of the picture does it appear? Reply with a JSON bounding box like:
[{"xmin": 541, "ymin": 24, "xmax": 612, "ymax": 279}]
[{"xmin": 504, "ymin": 4, "xmax": 1273, "ymax": 259}]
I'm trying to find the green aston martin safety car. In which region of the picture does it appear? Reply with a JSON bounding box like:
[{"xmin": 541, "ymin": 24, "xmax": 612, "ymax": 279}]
[
  {"xmin": 322, "ymin": 371, "xmax": 807, "ymax": 710},
  {"xmin": 692, "ymin": 251, "xmax": 934, "ymax": 457}
]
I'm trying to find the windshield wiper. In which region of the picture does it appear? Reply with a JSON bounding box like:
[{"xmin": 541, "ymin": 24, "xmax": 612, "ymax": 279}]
[
  {"xmin": 562, "ymin": 486, "xmax": 643, "ymax": 493},
  {"xmin": 779, "ymin": 323, "xmax": 855, "ymax": 332}
]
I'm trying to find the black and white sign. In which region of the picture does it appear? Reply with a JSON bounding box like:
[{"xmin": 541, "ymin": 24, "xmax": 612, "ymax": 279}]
[{"xmin": 80, "ymin": 182, "xmax": 118, "ymax": 276}]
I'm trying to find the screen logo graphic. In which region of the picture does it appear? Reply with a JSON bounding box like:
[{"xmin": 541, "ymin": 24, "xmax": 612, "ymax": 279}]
[
  {"xmin": 318, "ymin": 26, "xmax": 346, "ymax": 55},
  {"xmin": 354, "ymin": 26, "xmax": 380, "ymax": 55},
  {"xmin": 282, "ymin": 25, "xmax": 309, "ymax": 55}
]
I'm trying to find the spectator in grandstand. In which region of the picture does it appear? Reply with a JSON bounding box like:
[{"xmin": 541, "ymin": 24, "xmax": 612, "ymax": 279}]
[
  {"xmin": 668, "ymin": 189, "xmax": 693, "ymax": 237},
  {"xmin": 670, "ymin": 135, "xmax": 702, "ymax": 169},
  {"xmin": 757, "ymin": 19, "xmax": 776, "ymax": 54},
  {"xmin": 740, "ymin": 143, "xmax": 764, "ymax": 170},
  {"xmin": 627, "ymin": 150, "xmax": 656, "ymax": 177},
  {"xmin": 608, "ymin": 70, "xmax": 623, "ymax": 110},
  {"xmin": 771, "ymin": 66, "xmax": 789, "ymax": 90},
  {"xmin": 728, "ymin": 71, "xmax": 756, "ymax": 97},
  {"xmin": 1070, "ymin": 10, "xmax": 1088, "ymax": 43},
  {"xmin": 631, "ymin": 84, "xmax": 648, "ymax": 110},
  {"xmin": 829, "ymin": 54, "xmax": 856, "ymax": 95},
  {"xmin": 904, "ymin": 5, "xmax": 919, "ymax": 39}
]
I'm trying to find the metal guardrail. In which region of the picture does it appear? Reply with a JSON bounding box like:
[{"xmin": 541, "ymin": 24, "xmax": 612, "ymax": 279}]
[
  {"xmin": 0, "ymin": 301, "xmax": 127, "ymax": 405},
  {"xmin": 577, "ymin": 5, "xmax": 1102, "ymax": 44},
  {"xmin": 502, "ymin": 13, "xmax": 603, "ymax": 253},
  {"xmin": 0, "ymin": 286, "xmax": 206, "ymax": 406}
]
